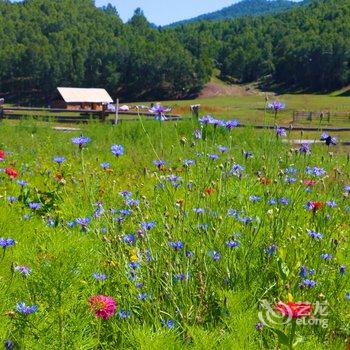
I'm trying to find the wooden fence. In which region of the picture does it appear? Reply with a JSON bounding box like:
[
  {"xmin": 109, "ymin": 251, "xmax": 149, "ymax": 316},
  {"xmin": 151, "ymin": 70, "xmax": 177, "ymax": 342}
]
[
  {"xmin": 0, "ymin": 106, "xmax": 182, "ymax": 123},
  {"xmin": 293, "ymin": 110, "xmax": 350, "ymax": 123}
]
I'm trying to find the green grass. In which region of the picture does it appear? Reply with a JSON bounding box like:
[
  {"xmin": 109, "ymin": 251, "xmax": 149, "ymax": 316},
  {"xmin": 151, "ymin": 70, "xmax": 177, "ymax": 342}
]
[{"xmin": 0, "ymin": 118, "xmax": 349, "ymax": 349}]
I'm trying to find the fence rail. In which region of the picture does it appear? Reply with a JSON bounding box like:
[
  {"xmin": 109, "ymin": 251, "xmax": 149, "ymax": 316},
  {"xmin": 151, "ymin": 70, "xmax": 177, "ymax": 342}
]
[
  {"xmin": 0, "ymin": 106, "xmax": 182, "ymax": 123},
  {"xmin": 293, "ymin": 110, "xmax": 350, "ymax": 123}
]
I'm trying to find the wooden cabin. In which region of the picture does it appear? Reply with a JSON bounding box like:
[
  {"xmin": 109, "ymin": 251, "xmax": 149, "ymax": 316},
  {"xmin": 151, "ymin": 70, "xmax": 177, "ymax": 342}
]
[{"xmin": 53, "ymin": 87, "xmax": 113, "ymax": 110}]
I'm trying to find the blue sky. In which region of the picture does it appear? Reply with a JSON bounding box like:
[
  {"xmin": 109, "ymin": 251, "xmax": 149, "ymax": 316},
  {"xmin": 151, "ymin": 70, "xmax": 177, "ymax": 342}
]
[{"xmin": 95, "ymin": 0, "xmax": 237, "ymax": 25}]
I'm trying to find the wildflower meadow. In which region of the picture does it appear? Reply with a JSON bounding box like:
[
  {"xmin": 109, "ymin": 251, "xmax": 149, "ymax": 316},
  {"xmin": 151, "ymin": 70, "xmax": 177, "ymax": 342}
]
[{"xmin": 0, "ymin": 116, "xmax": 349, "ymax": 349}]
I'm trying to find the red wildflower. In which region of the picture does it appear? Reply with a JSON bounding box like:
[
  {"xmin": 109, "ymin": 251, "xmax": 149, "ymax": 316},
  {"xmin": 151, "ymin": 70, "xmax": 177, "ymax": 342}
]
[
  {"xmin": 204, "ymin": 187, "xmax": 215, "ymax": 195},
  {"xmin": 275, "ymin": 301, "xmax": 312, "ymax": 319},
  {"xmin": 55, "ymin": 173, "xmax": 63, "ymax": 181},
  {"xmin": 303, "ymin": 179, "xmax": 318, "ymax": 187},
  {"xmin": 5, "ymin": 167, "xmax": 18, "ymax": 179},
  {"xmin": 260, "ymin": 177, "xmax": 272, "ymax": 185},
  {"xmin": 88, "ymin": 295, "xmax": 117, "ymax": 320},
  {"xmin": 0, "ymin": 150, "xmax": 5, "ymax": 161},
  {"xmin": 308, "ymin": 201, "xmax": 324, "ymax": 212}
]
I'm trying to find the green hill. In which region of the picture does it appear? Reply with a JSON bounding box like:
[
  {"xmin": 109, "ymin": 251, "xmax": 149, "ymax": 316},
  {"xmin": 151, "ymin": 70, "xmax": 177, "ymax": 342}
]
[{"xmin": 168, "ymin": 0, "xmax": 304, "ymax": 27}]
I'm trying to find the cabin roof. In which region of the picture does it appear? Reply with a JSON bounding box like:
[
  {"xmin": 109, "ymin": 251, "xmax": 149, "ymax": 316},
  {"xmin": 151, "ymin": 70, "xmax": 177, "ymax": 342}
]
[{"xmin": 57, "ymin": 87, "xmax": 113, "ymax": 104}]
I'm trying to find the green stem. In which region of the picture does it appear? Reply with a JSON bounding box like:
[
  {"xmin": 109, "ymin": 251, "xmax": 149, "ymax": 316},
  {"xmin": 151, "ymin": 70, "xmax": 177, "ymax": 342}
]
[
  {"xmin": 96, "ymin": 318, "xmax": 102, "ymax": 349},
  {"xmin": 289, "ymin": 319, "xmax": 297, "ymax": 350}
]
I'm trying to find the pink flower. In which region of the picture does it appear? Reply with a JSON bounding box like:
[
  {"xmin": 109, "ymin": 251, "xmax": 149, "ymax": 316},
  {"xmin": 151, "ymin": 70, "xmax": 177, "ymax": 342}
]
[{"xmin": 88, "ymin": 295, "xmax": 117, "ymax": 320}]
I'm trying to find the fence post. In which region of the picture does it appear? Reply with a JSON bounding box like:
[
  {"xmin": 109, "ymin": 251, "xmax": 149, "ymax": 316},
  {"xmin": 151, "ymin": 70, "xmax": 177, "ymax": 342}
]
[{"xmin": 115, "ymin": 98, "xmax": 119, "ymax": 125}]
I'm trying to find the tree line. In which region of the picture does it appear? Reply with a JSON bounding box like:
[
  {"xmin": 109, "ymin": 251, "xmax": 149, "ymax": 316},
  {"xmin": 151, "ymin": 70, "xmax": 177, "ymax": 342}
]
[
  {"xmin": 0, "ymin": 0, "xmax": 349, "ymax": 104},
  {"xmin": 0, "ymin": 0, "xmax": 209, "ymax": 103},
  {"xmin": 174, "ymin": 0, "xmax": 350, "ymax": 91}
]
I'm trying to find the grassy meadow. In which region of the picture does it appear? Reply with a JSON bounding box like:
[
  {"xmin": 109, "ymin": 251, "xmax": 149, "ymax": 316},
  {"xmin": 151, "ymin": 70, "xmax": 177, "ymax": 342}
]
[{"xmin": 0, "ymin": 116, "xmax": 349, "ymax": 349}]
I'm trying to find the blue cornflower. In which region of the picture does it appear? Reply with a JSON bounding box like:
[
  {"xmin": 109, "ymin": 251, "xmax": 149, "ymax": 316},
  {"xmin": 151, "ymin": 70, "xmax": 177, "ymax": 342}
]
[
  {"xmin": 299, "ymin": 143, "xmax": 311, "ymax": 154},
  {"xmin": 71, "ymin": 135, "xmax": 91, "ymax": 148},
  {"xmin": 92, "ymin": 273, "xmax": 107, "ymax": 281},
  {"xmin": 194, "ymin": 129, "xmax": 202, "ymax": 139},
  {"xmin": 129, "ymin": 262, "xmax": 140, "ymax": 270},
  {"xmin": 67, "ymin": 221, "xmax": 76, "ymax": 228},
  {"xmin": 249, "ymin": 195, "xmax": 261, "ymax": 202},
  {"xmin": 226, "ymin": 240, "xmax": 240, "ymax": 248},
  {"xmin": 135, "ymin": 282, "xmax": 144, "ymax": 288},
  {"xmin": 302, "ymin": 279, "xmax": 316, "ymax": 288},
  {"xmin": 218, "ymin": 146, "xmax": 228, "ymax": 153},
  {"xmin": 53, "ymin": 156, "xmax": 65, "ymax": 164},
  {"xmin": 230, "ymin": 164, "xmax": 245, "ymax": 176},
  {"xmin": 123, "ymin": 234, "xmax": 136, "ymax": 244},
  {"xmin": 23, "ymin": 214, "xmax": 32, "ymax": 220},
  {"xmin": 285, "ymin": 166, "xmax": 298, "ymax": 174},
  {"xmin": 14, "ymin": 265, "xmax": 31, "ymax": 276},
  {"xmin": 125, "ymin": 199, "xmax": 140, "ymax": 206},
  {"xmin": 153, "ymin": 160, "xmax": 166, "ymax": 168},
  {"xmin": 100, "ymin": 162, "xmax": 111, "ymax": 170},
  {"xmin": 309, "ymin": 269, "xmax": 316, "ymax": 275},
  {"xmin": 3, "ymin": 340, "xmax": 14, "ymax": 350},
  {"xmin": 145, "ymin": 249, "xmax": 153, "ymax": 262},
  {"xmin": 29, "ymin": 202, "xmax": 41, "ymax": 210},
  {"xmin": 339, "ymin": 265, "xmax": 346, "ymax": 275},
  {"xmin": 0, "ymin": 238, "xmax": 15, "ymax": 249},
  {"xmin": 75, "ymin": 217, "xmax": 91, "ymax": 231},
  {"xmin": 7, "ymin": 196, "xmax": 18, "ymax": 203},
  {"xmin": 305, "ymin": 166, "xmax": 326, "ymax": 177},
  {"xmin": 186, "ymin": 250, "xmax": 194, "ymax": 258},
  {"xmin": 285, "ymin": 176, "xmax": 297, "ymax": 184},
  {"xmin": 326, "ymin": 200, "xmax": 337, "ymax": 208},
  {"xmin": 266, "ymin": 244, "xmax": 277, "ymax": 256},
  {"xmin": 118, "ymin": 209, "xmax": 132, "ymax": 216},
  {"xmin": 193, "ymin": 208, "xmax": 205, "ymax": 214},
  {"xmin": 344, "ymin": 185, "xmax": 350, "ymax": 193},
  {"xmin": 17, "ymin": 180, "xmax": 28, "ymax": 187},
  {"xmin": 162, "ymin": 319, "xmax": 176, "ymax": 329},
  {"xmin": 307, "ymin": 230, "xmax": 323, "ymax": 240},
  {"xmin": 118, "ymin": 309, "xmax": 131, "ymax": 319},
  {"xmin": 16, "ymin": 302, "xmax": 38, "ymax": 315},
  {"xmin": 320, "ymin": 253, "xmax": 333, "ymax": 260},
  {"xmin": 111, "ymin": 144, "xmax": 124, "ymax": 156},
  {"xmin": 208, "ymin": 153, "xmax": 219, "ymax": 160},
  {"xmin": 137, "ymin": 293, "xmax": 148, "ymax": 301},
  {"xmin": 183, "ymin": 159, "xmax": 195, "ymax": 167},
  {"xmin": 255, "ymin": 322, "xmax": 264, "ymax": 331},
  {"xmin": 93, "ymin": 202, "xmax": 104, "ymax": 219},
  {"xmin": 169, "ymin": 241, "xmax": 184, "ymax": 251},
  {"xmin": 208, "ymin": 250, "xmax": 221, "ymax": 261},
  {"xmin": 276, "ymin": 127, "xmax": 287, "ymax": 137},
  {"xmin": 320, "ymin": 133, "xmax": 337, "ymax": 146},
  {"xmin": 268, "ymin": 198, "xmax": 277, "ymax": 205},
  {"xmin": 141, "ymin": 221, "xmax": 156, "ymax": 231},
  {"xmin": 225, "ymin": 119, "xmax": 240, "ymax": 129},
  {"xmin": 47, "ymin": 218, "xmax": 56, "ymax": 227},
  {"xmin": 279, "ymin": 197, "xmax": 290, "ymax": 205},
  {"xmin": 209, "ymin": 118, "xmax": 225, "ymax": 127},
  {"xmin": 173, "ymin": 273, "xmax": 187, "ymax": 282},
  {"xmin": 300, "ymin": 265, "xmax": 308, "ymax": 278},
  {"xmin": 268, "ymin": 101, "xmax": 285, "ymax": 111},
  {"xmin": 244, "ymin": 151, "xmax": 253, "ymax": 159},
  {"xmin": 346, "ymin": 292, "xmax": 350, "ymax": 300},
  {"xmin": 239, "ymin": 216, "xmax": 253, "ymax": 224},
  {"xmin": 119, "ymin": 190, "xmax": 132, "ymax": 198}
]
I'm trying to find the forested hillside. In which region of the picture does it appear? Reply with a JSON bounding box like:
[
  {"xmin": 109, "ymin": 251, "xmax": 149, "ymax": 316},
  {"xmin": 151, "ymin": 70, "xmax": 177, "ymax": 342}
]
[
  {"xmin": 174, "ymin": 0, "xmax": 350, "ymax": 91},
  {"xmin": 168, "ymin": 0, "xmax": 300, "ymax": 27},
  {"xmin": 0, "ymin": 0, "xmax": 349, "ymax": 103},
  {"xmin": 0, "ymin": 1, "xmax": 209, "ymax": 102}
]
